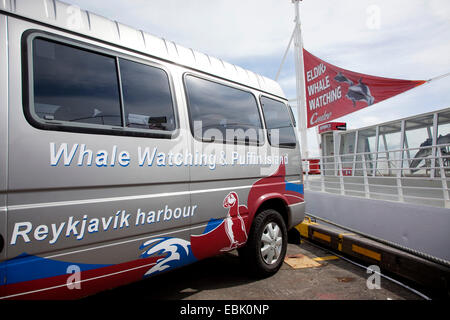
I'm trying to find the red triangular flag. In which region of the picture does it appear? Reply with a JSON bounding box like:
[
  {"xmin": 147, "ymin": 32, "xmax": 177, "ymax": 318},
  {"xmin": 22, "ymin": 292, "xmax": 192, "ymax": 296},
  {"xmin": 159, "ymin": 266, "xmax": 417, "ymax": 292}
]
[{"xmin": 303, "ymin": 49, "xmax": 425, "ymax": 128}]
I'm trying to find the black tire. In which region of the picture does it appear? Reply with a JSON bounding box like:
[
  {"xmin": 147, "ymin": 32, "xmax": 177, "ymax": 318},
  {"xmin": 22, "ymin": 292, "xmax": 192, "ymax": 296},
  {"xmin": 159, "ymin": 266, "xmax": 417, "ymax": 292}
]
[{"xmin": 238, "ymin": 209, "xmax": 287, "ymax": 278}]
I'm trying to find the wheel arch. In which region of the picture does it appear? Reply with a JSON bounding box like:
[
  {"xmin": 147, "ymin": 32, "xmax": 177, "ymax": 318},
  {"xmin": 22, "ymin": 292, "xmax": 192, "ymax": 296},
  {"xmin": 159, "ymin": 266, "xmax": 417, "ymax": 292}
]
[{"xmin": 250, "ymin": 194, "xmax": 290, "ymax": 231}]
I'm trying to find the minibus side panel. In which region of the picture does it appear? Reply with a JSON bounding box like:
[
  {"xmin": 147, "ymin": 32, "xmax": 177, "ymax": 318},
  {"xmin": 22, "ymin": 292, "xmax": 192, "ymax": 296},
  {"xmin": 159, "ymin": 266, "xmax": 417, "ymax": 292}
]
[{"xmin": 3, "ymin": 18, "xmax": 193, "ymax": 299}]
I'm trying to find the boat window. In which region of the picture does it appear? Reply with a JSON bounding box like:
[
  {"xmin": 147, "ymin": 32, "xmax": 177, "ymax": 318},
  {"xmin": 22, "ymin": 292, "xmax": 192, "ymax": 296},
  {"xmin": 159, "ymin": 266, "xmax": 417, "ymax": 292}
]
[
  {"xmin": 438, "ymin": 111, "xmax": 450, "ymax": 138},
  {"xmin": 339, "ymin": 131, "xmax": 356, "ymax": 173},
  {"xmin": 437, "ymin": 111, "xmax": 450, "ymax": 178},
  {"xmin": 377, "ymin": 122, "xmax": 402, "ymax": 176},
  {"xmin": 404, "ymin": 115, "xmax": 434, "ymax": 176},
  {"xmin": 355, "ymin": 128, "xmax": 377, "ymax": 176}
]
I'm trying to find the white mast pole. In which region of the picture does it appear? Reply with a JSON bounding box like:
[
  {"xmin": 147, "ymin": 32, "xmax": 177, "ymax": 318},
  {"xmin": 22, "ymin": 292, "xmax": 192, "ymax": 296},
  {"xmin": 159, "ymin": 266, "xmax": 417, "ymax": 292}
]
[{"xmin": 292, "ymin": 0, "xmax": 309, "ymax": 160}]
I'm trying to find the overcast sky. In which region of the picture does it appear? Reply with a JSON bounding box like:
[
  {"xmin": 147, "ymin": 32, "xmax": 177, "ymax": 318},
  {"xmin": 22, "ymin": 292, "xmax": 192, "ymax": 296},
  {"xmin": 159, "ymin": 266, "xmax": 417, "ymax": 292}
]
[{"xmin": 63, "ymin": 0, "xmax": 450, "ymax": 156}]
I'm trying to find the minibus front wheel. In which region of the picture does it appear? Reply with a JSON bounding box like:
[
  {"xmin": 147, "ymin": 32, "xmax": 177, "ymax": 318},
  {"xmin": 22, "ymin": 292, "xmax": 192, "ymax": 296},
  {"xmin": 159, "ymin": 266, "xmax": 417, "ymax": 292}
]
[{"xmin": 238, "ymin": 208, "xmax": 287, "ymax": 278}]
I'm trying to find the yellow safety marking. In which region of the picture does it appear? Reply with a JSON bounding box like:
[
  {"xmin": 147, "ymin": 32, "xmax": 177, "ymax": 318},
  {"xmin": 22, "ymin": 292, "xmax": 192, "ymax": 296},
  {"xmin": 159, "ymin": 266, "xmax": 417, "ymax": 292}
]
[
  {"xmin": 313, "ymin": 255, "xmax": 339, "ymax": 261},
  {"xmin": 296, "ymin": 223, "xmax": 309, "ymax": 239},
  {"xmin": 352, "ymin": 244, "xmax": 381, "ymax": 261},
  {"xmin": 303, "ymin": 217, "xmax": 314, "ymax": 224},
  {"xmin": 312, "ymin": 231, "xmax": 331, "ymax": 243},
  {"xmin": 295, "ymin": 217, "xmax": 318, "ymax": 239},
  {"xmin": 339, "ymin": 233, "xmax": 355, "ymax": 237},
  {"xmin": 338, "ymin": 233, "xmax": 355, "ymax": 251}
]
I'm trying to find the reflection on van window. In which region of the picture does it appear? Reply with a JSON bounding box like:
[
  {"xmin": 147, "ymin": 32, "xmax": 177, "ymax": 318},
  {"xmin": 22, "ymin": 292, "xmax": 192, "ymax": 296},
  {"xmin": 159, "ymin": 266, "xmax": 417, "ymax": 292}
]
[
  {"xmin": 119, "ymin": 59, "xmax": 175, "ymax": 131},
  {"xmin": 260, "ymin": 96, "xmax": 296, "ymax": 148},
  {"xmin": 33, "ymin": 38, "xmax": 122, "ymax": 126},
  {"xmin": 185, "ymin": 75, "xmax": 263, "ymax": 143}
]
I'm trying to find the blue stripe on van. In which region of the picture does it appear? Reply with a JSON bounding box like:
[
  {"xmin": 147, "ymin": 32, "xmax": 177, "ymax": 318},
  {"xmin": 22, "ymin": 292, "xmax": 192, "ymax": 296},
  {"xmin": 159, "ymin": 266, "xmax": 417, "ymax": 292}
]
[
  {"xmin": 285, "ymin": 181, "xmax": 304, "ymax": 194},
  {"xmin": 203, "ymin": 218, "xmax": 224, "ymax": 234},
  {"xmin": 2, "ymin": 253, "xmax": 111, "ymax": 285},
  {"xmin": 0, "ymin": 264, "xmax": 6, "ymax": 286}
]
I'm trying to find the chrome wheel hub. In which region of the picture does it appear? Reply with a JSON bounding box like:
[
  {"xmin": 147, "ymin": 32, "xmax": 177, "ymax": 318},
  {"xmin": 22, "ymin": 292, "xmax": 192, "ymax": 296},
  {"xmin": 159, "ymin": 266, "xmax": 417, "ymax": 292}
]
[{"xmin": 260, "ymin": 222, "xmax": 282, "ymax": 265}]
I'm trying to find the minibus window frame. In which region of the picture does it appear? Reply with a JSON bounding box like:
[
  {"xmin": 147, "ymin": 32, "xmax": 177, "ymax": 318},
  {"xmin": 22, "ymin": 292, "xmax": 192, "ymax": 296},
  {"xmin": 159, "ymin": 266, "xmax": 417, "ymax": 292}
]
[{"xmin": 22, "ymin": 30, "xmax": 180, "ymax": 139}]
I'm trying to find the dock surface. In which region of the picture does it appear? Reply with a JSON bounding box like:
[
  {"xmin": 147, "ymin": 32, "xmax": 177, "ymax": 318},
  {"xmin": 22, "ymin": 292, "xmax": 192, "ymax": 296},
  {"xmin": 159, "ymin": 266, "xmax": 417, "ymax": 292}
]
[{"xmin": 87, "ymin": 241, "xmax": 422, "ymax": 300}]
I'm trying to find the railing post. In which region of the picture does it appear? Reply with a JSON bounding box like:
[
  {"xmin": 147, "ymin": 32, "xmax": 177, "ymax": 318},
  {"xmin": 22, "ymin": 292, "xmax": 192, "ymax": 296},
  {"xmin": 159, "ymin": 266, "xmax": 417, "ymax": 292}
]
[
  {"xmin": 396, "ymin": 120, "xmax": 405, "ymax": 202},
  {"xmin": 382, "ymin": 134, "xmax": 391, "ymax": 176},
  {"xmin": 404, "ymin": 134, "xmax": 412, "ymax": 170},
  {"xmin": 338, "ymin": 155, "xmax": 345, "ymax": 196},
  {"xmin": 320, "ymin": 156, "xmax": 325, "ymax": 192},
  {"xmin": 431, "ymin": 113, "xmax": 438, "ymax": 178},
  {"xmin": 437, "ymin": 148, "xmax": 450, "ymax": 208},
  {"xmin": 334, "ymin": 131, "xmax": 340, "ymax": 177},
  {"xmin": 304, "ymin": 159, "xmax": 309, "ymax": 190},
  {"xmin": 396, "ymin": 166, "xmax": 404, "ymax": 202},
  {"xmin": 352, "ymin": 131, "xmax": 358, "ymax": 176},
  {"xmin": 373, "ymin": 126, "xmax": 379, "ymax": 177},
  {"xmin": 362, "ymin": 152, "xmax": 370, "ymax": 198}
]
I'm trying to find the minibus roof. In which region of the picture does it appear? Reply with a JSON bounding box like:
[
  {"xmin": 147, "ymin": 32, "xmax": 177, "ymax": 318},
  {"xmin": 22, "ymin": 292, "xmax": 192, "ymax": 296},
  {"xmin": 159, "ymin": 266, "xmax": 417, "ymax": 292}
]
[{"xmin": 1, "ymin": 0, "xmax": 286, "ymax": 99}]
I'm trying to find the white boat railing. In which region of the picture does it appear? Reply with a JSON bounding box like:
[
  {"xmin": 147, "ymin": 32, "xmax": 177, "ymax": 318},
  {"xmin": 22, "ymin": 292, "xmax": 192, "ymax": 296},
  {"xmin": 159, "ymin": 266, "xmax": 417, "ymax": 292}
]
[{"xmin": 303, "ymin": 142, "xmax": 450, "ymax": 208}]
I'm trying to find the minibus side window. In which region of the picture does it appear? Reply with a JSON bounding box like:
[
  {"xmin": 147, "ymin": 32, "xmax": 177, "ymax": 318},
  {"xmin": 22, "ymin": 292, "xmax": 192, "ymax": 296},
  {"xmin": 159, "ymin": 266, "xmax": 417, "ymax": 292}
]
[
  {"xmin": 260, "ymin": 96, "xmax": 297, "ymax": 148},
  {"xmin": 119, "ymin": 59, "xmax": 175, "ymax": 131},
  {"xmin": 32, "ymin": 38, "xmax": 122, "ymax": 126},
  {"xmin": 184, "ymin": 75, "xmax": 263, "ymax": 144}
]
